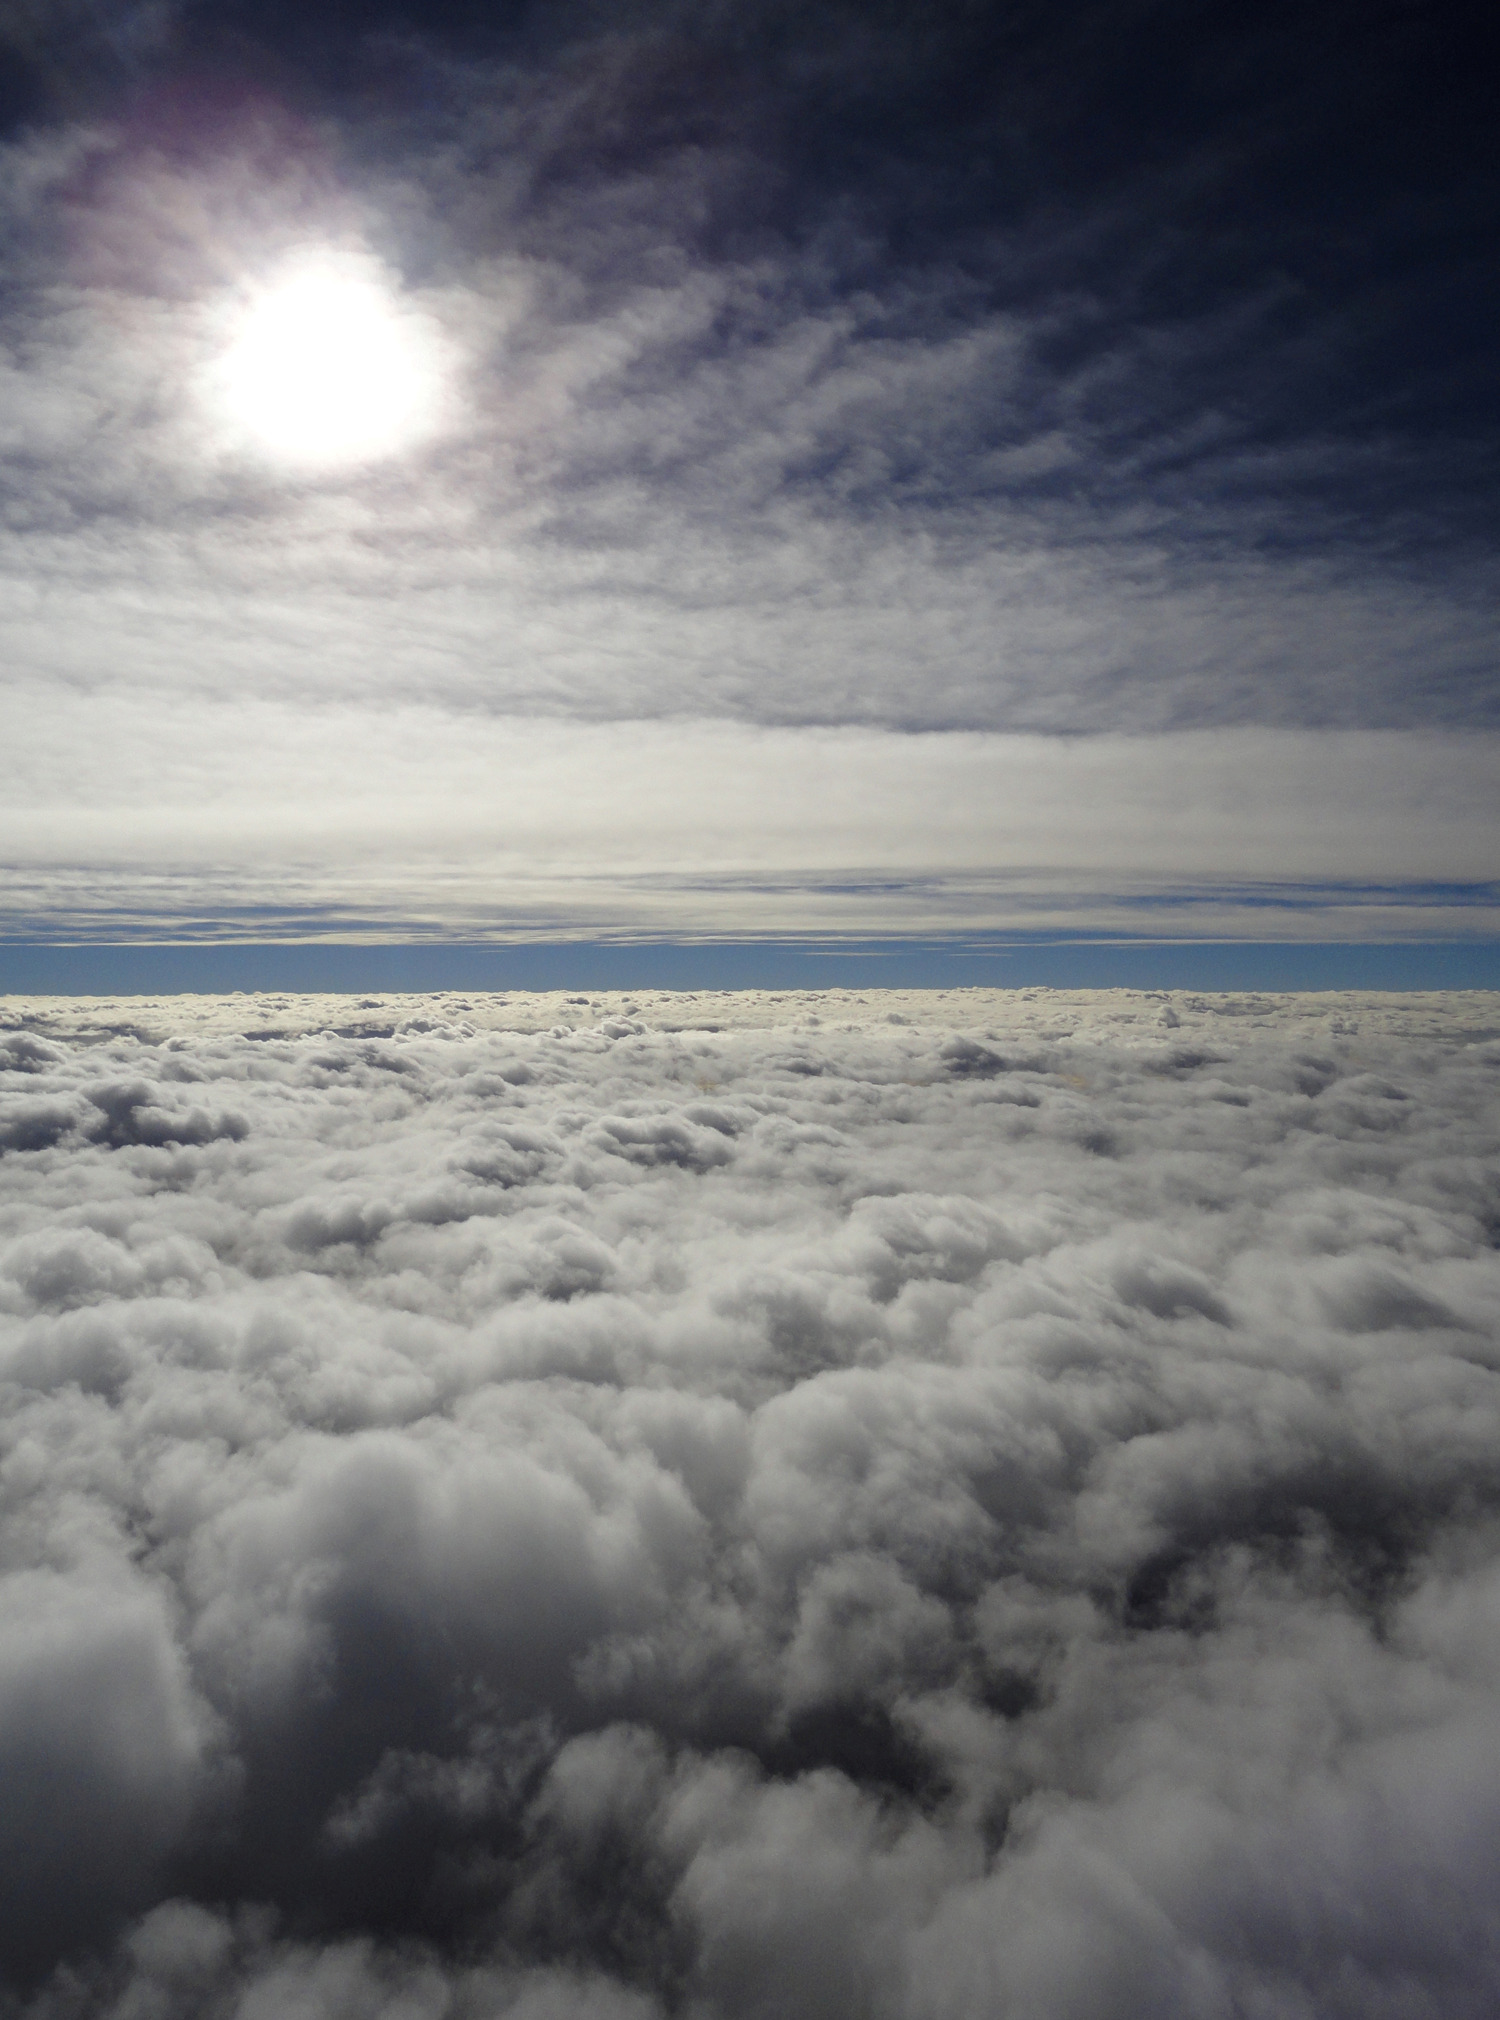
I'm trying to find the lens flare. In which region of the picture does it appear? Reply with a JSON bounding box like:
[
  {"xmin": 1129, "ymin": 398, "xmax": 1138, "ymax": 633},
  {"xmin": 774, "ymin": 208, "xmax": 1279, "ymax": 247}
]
[{"xmin": 208, "ymin": 255, "xmax": 444, "ymax": 469}]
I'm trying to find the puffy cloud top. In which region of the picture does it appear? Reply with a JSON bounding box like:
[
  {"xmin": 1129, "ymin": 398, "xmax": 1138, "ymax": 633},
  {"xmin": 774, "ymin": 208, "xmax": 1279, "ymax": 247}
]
[{"xmin": 2, "ymin": 987, "xmax": 1499, "ymax": 2015}]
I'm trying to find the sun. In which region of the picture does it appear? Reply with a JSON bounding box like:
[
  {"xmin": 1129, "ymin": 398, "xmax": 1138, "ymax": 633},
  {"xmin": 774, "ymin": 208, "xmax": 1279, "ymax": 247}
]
[{"xmin": 207, "ymin": 253, "xmax": 446, "ymax": 470}]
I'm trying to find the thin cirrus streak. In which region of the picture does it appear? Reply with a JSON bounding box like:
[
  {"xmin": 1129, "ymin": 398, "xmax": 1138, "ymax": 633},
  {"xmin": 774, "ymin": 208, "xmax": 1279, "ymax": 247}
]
[
  {"xmin": 1, "ymin": 988, "xmax": 1499, "ymax": 2015},
  {"xmin": 2, "ymin": 872, "xmax": 1499, "ymax": 951}
]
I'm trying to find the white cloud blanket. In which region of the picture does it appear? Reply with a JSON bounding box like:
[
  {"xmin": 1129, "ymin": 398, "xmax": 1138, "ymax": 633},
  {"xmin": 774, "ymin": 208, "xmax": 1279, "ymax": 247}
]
[{"xmin": 2, "ymin": 989, "xmax": 1499, "ymax": 2018}]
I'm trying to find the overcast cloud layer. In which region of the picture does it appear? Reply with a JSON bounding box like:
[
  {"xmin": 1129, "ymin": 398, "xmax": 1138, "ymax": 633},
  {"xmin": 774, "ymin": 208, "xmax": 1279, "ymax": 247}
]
[
  {"xmin": 0, "ymin": 0, "xmax": 1495, "ymax": 942},
  {"xmin": 5, "ymin": 716, "xmax": 1499, "ymax": 945},
  {"xmin": 2, "ymin": 988, "xmax": 1500, "ymax": 2015}
]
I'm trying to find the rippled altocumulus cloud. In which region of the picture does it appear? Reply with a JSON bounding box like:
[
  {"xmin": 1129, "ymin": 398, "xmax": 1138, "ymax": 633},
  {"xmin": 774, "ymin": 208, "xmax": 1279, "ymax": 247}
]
[{"xmin": 2, "ymin": 992, "xmax": 1500, "ymax": 2017}]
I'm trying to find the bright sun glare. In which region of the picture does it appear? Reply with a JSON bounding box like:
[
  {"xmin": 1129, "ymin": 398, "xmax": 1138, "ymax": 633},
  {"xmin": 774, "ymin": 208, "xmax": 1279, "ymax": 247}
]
[{"xmin": 209, "ymin": 256, "xmax": 444, "ymax": 469}]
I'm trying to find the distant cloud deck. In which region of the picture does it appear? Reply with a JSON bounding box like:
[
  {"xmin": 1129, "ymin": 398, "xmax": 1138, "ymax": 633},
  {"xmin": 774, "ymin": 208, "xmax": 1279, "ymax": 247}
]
[{"xmin": 8, "ymin": 982, "xmax": 1499, "ymax": 1046}]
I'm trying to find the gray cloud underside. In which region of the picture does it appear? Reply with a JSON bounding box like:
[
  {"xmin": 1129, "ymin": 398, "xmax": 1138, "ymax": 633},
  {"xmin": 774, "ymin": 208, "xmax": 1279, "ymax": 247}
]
[
  {"xmin": 2, "ymin": 270, "xmax": 1490, "ymax": 735},
  {"xmin": 0, "ymin": 10, "xmax": 1494, "ymax": 738},
  {"xmin": 3, "ymin": 989, "xmax": 1500, "ymax": 2016},
  {"xmin": 3, "ymin": 4, "xmax": 1495, "ymax": 942}
]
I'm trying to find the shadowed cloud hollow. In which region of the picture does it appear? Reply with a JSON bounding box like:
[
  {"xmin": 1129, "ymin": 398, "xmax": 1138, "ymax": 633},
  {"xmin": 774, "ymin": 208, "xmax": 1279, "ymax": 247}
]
[{"xmin": 1, "ymin": 987, "xmax": 1499, "ymax": 2015}]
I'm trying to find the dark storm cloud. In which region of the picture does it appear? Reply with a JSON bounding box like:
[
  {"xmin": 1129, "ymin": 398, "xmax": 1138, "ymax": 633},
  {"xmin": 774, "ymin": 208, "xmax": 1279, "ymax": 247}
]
[{"xmin": 2, "ymin": 992, "xmax": 1500, "ymax": 2014}]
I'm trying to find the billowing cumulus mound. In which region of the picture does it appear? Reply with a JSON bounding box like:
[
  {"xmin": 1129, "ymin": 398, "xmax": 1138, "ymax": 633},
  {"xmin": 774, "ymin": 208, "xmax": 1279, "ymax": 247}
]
[{"xmin": 2, "ymin": 988, "xmax": 1500, "ymax": 2019}]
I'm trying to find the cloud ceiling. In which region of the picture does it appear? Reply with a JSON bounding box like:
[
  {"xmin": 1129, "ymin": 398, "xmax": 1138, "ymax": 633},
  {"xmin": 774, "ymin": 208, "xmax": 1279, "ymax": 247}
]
[
  {"xmin": 0, "ymin": 0, "xmax": 1495, "ymax": 941},
  {"xmin": 3, "ymin": 990, "xmax": 1500, "ymax": 2014}
]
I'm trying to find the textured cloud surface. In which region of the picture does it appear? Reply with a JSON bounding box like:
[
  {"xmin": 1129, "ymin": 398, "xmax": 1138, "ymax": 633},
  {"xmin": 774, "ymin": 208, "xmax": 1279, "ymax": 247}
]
[{"xmin": 3, "ymin": 987, "xmax": 1499, "ymax": 2016}]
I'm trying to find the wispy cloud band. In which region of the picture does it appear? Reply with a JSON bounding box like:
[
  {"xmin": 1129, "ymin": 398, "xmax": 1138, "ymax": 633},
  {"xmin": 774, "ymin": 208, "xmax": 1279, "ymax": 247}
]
[{"xmin": 4, "ymin": 710, "xmax": 1496, "ymax": 942}]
